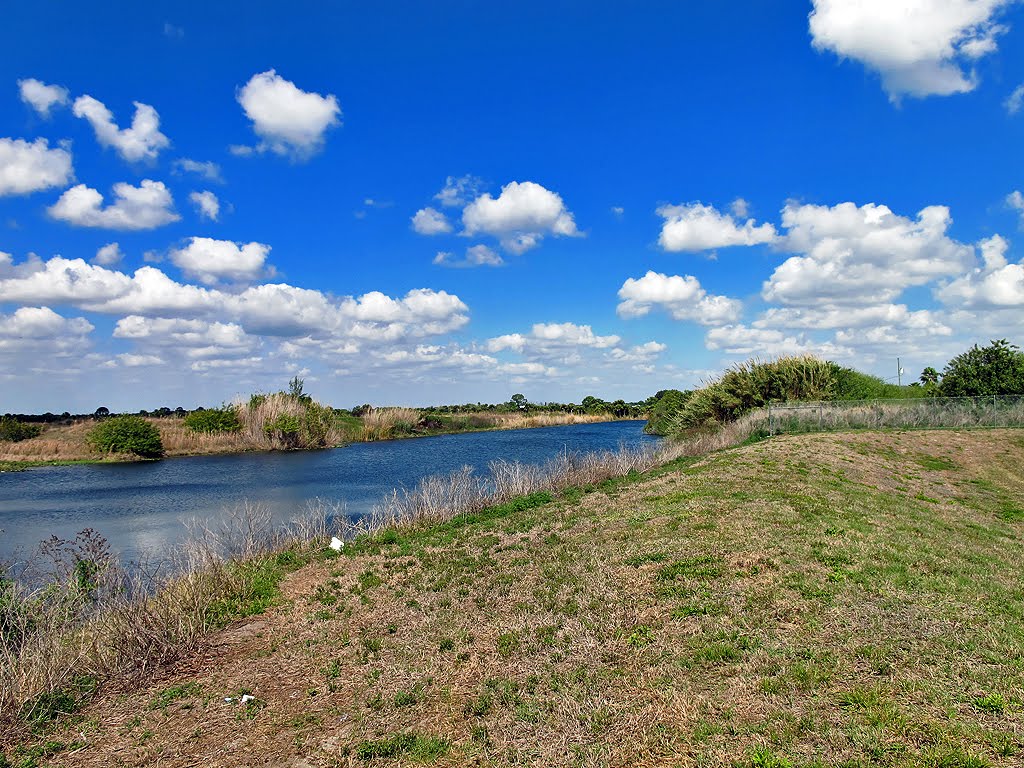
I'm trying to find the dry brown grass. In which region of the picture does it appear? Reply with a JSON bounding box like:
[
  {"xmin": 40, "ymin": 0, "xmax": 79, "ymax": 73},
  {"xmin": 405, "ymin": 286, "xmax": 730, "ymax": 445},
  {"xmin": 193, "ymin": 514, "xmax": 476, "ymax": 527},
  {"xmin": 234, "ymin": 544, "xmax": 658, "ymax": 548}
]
[
  {"xmin": 359, "ymin": 407, "xmax": 423, "ymax": 441},
  {"xmin": 12, "ymin": 428, "xmax": 1024, "ymax": 766}
]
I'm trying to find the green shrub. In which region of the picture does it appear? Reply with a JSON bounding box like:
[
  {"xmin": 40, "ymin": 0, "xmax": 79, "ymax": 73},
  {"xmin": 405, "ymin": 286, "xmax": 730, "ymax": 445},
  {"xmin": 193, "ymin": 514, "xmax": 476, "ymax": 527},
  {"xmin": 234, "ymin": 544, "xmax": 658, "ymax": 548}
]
[
  {"xmin": 184, "ymin": 407, "xmax": 241, "ymax": 434},
  {"xmin": 0, "ymin": 417, "xmax": 42, "ymax": 443},
  {"xmin": 264, "ymin": 413, "xmax": 303, "ymax": 449},
  {"xmin": 87, "ymin": 416, "xmax": 164, "ymax": 458},
  {"xmin": 939, "ymin": 339, "xmax": 1024, "ymax": 397},
  {"xmin": 645, "ymin": 390, "xmax": 691, "ymax": 435},
  {"xmin": 669, "ymin": 356, "xmax": 836, "ymax": 432}
]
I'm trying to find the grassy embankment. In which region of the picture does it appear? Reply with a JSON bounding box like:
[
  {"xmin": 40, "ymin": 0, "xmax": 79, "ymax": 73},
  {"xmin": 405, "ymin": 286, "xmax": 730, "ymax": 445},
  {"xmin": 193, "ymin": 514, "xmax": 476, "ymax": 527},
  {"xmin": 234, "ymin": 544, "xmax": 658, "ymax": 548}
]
[
  {"xmin": 4, "ymin": 426, "xmax": 1023, "ymax": 767},
  {"xmin": 0, "ymin": 407, "xmax": 616, "ymax": 469}
]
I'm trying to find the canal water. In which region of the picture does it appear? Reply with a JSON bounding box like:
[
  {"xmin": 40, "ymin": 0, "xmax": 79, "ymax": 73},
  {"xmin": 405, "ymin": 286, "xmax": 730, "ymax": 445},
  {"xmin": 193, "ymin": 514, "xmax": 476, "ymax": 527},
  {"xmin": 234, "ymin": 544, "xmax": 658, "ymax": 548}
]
[{"xmin": 0, "ymin": 420, "xmax": 656, "ymax": 563}]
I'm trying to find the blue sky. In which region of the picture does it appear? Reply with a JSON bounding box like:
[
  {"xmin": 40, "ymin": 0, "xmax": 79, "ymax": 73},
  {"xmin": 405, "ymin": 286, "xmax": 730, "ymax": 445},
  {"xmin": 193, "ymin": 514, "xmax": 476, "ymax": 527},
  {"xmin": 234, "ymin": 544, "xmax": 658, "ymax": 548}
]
[{"xmin": 1, "ymin": 1, "xmax": 1023, "ymax": 412}]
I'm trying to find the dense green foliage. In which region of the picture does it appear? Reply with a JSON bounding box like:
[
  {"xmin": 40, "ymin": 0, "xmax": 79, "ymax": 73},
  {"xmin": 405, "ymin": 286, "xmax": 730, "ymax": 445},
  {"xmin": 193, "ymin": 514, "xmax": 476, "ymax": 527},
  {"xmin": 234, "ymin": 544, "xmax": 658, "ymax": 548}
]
[
  {"xmin": 0, "ymin": 417, "xmax": 42, "ymax": 443},
  {"xmin": 644, "ymin": 390, "xmax": 692, "ymax": 435},
  {"xmin": 938, "ymin": 339, "xmax": 1024, "ymax": 397},
  {"xmin": 649, "ymin": 339, "xmax": 1024, "ymax": 437},
  {"xmin": 831, "ymin": 367, "xmax": 929, "ymax": 400},
  {"xmin": 183, "ymin": 407, "xmax": 241, "ymax": 434},
  {"xmin": 87, "ymin": 416, "xmax": 164, "ymax": 458},
  {"xmin": 665, "ymin": 357, "xmax": 836, "ymax": 433}
]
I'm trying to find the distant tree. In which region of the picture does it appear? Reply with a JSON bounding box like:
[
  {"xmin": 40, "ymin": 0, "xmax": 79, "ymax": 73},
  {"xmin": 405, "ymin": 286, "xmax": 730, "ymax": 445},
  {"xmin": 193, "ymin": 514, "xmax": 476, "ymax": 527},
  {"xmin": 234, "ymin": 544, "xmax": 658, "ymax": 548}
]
[
  {"xmin": 94, "ymin": 406, "xmax": 110, "ymax": 418},
  {"xmin": 938, "ymin": 339, "xmax": 1024, "ymax": 397},
  {"xmin": 509, "ymin": 393, "xmax": 528, "ymax": 411},
  {"xmin": 919, "ymin": 367, "xmax": 939, "ymax": 386}
]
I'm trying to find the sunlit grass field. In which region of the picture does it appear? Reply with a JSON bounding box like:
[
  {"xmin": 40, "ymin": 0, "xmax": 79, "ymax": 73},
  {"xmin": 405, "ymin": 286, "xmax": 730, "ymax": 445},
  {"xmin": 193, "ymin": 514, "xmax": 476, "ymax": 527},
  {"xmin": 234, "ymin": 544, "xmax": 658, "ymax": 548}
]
[{"xmin": 6, "ymin": 428, "xmax": 1024, "ymax": 767}]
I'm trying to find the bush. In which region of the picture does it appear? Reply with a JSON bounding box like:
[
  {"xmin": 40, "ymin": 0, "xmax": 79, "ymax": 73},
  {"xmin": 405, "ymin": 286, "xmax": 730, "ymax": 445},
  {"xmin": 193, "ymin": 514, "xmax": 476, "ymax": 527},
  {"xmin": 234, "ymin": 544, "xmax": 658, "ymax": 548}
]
[
  {"xmin": 669, "ymin": 356, "xmax": 836, "ymax": 433},
  {"xmin": 0, "ymin": 417, "xmax": 42, "ymax": 443},
  {"xmin": 87, "ymin": 416, "xmax": 164, "ymax": 458},
  {"xmin": 264, "ymin": 414, "xmax": 303, "ymax": 449},
  {"xmin": 939, "ymin": 339, "xmax": 1024, "ymax": 397},
  {"xmin": 184, "ymin": 407, "xmax": 241, "ymax": 434},
  {"xmin": 645, "ymin": 390, "xmax": 691, "ymax": 435}
]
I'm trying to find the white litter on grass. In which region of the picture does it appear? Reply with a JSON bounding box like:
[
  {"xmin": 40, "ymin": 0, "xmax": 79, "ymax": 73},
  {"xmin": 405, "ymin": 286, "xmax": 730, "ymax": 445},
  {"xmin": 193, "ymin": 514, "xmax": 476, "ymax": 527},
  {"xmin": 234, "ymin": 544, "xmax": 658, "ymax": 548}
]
[
  {"xmin": 240, "ymin": 694, "xmax": 255, "ymax": 705},
  {"xmin": 329, "ymin": 536, "xmax": 344, "ymax": 551}
]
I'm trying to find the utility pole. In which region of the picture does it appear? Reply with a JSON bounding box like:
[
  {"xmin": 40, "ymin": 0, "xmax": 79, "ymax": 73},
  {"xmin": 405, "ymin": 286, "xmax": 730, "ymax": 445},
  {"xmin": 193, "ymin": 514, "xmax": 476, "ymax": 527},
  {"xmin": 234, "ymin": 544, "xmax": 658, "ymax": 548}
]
[{"xmin": 897, "ymin": 358, "xmax": 903, "ymax": 386}]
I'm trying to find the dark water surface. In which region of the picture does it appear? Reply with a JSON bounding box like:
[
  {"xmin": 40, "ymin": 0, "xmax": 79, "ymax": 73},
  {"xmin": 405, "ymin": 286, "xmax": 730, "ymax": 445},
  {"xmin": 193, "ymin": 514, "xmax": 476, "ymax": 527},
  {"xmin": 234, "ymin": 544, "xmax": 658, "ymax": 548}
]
[{"xmin": 0, "ymin": 420, "xmax": 655, "ymax": 562}]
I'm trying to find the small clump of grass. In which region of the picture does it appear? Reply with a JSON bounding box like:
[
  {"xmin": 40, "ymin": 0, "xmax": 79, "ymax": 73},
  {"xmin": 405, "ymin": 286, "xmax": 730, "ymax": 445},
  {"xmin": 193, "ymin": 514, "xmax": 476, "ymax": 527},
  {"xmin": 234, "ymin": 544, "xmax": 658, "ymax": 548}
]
[{"xmin": 147, "ymin": 682, "xmax": 202, "ymax": 710}]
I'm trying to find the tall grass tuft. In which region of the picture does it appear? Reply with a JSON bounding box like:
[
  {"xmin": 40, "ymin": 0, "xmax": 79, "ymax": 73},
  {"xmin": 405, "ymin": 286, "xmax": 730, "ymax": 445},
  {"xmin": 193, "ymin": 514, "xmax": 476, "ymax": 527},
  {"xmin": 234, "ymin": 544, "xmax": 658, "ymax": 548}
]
[
  {"xmin": 359, "ymin": 407, "xmax": 422, "ymax": 441},
  {"xmin": 234, "ymin": 393, "xmax": 344, "ymax": 450}
]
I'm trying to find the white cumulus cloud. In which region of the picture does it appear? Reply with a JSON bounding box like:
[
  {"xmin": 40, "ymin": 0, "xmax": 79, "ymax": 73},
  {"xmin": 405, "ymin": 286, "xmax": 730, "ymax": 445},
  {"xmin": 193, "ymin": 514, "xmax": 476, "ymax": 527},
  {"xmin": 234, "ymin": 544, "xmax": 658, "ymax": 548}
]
[
  {"xmin": 170, "ymin": 237, "xmax": 270, "ymax": 284},
  {"xmin": 937, "ymin": 234, "xmax": 1024, "ymax": 308},
  {"xmin": 411, "ymin": 207, "xmax": 452, "ymax": 235},
  {"xmin": 93, "ymin": 242, "xmax": 124, "ymax": 266},
  {"xmin": 72, "ymin": 96, "xmax": 170, "ymax": 162},
  {"xmin": 808, "ymin": 0, "xmax": 1013, "ymax": 99},
  {"xmin": 0, "ymin": 137, "xmax": 73, "ymax": 196},
  {"xmin": 657, "ymin": 202, "xmax": 776, "ymax": 252},
  {"xmin": 462, "ymin": 181, "xmax": 579, "ymax": 253},
  {"xmin": 617, "ymin": 271, "xmax": 743, "ymax": 326},
  {"xmin": 18, "ymin": 79, "xmax": 69, "ymax": 117},
  {"xmin": 48, "ymin": 180, "xmax": 180, "ymax": 230},
  {"xmin": 236, "ymin": 70, "xmax": 341, "ymax": 158},
  {"xmin": 763, "ymin": 201, "xmax": 974, "ymax": 305},
  {"xmin": 189, "ymin": 190, "xmax": 221, "ymax": 221}
]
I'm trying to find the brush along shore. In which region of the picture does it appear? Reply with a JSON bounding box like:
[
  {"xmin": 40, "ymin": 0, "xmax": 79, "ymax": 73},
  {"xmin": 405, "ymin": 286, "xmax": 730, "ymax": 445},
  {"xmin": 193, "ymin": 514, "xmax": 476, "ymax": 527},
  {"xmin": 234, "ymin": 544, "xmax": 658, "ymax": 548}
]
[
  {"xmin": 4, "ymin": 428, "xmax": 1023, "ymax": 767},
  {"xmin": 0, "ymin": 408, "xmax": 619, "ymax": 467}
]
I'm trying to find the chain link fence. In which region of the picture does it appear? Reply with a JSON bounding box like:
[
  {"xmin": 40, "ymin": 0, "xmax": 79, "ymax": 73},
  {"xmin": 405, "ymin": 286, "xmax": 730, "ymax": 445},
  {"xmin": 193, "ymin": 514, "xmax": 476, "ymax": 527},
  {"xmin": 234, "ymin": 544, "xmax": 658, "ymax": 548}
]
[{"xmin": 766, "ymin": 395, "xmax": 1024, "ymax": 436}]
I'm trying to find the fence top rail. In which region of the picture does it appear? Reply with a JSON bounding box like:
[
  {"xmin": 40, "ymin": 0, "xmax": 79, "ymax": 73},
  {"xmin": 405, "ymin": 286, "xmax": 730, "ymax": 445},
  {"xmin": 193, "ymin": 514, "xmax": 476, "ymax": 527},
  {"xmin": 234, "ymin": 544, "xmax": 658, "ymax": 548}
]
[{"xmin": 769, "ymin": 394, "xmax": 1024, "ymax": 410}]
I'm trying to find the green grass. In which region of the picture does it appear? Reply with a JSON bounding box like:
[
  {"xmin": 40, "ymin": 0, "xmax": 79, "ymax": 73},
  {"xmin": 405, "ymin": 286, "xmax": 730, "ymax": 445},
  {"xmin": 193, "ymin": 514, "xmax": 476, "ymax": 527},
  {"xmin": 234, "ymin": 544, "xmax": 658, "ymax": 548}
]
[
  {"xmin": 354, "ymin": 732, "xmax": 450, "ymax": 761},
  {"xmin": 14, "ymin": 429, "xmax": 1024, "ymax": 767}
]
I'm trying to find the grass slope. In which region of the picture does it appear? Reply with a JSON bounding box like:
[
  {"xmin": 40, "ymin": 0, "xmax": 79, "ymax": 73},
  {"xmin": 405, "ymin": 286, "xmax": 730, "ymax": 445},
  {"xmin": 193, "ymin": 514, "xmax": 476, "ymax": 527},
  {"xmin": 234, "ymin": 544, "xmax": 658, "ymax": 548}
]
[{"xmin": 8, "ymin": 429, "xmax": 1024, "ymax": 767}]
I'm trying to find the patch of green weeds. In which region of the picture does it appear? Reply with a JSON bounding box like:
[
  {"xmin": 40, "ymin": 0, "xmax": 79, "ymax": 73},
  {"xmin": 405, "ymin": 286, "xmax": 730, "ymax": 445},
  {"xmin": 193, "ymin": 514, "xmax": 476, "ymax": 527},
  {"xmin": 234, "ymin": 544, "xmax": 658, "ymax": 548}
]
[
  {"xmin": 496, "ymin": 632, "xmax": 520, "ymax": 657},
  {"xmin": 624, "ymin": 551, "xmax": 668, "ymax": 566},
  {"xmin": 625, "ymin": 625, "xmax": 655, "ymax": 648},
  {"xmin": 393, "ymin": 684, "xmax": 423, "ymax": 707},
  {"xmin": 354, "ymin": 732, "xmax": 450, "ymax": 761},
  {"xmin": 916, "ymin": 454, "xmax": 959, "ymax": 471},
  {"xmin": 657, "ymin": 554, "xmax": 722, "ymax": 582},
  {"xmin": 19, "ymin": 675, "xmax": 97, "ymax": 729},
  {"xmin": 973, "ymin": 693, "xmax": 1006, "ymax": 714},
  {"xmin": 147, "ymin": 682, "xmax": 202, "ymax": 710}
]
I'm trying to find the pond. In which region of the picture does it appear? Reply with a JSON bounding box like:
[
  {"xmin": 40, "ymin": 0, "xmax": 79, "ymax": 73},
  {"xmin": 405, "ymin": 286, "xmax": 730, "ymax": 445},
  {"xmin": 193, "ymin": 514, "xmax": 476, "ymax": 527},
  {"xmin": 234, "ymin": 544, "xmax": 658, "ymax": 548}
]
[{"xmin": 0, "ymin": 420, "xmax": 656, "ymax": 563}]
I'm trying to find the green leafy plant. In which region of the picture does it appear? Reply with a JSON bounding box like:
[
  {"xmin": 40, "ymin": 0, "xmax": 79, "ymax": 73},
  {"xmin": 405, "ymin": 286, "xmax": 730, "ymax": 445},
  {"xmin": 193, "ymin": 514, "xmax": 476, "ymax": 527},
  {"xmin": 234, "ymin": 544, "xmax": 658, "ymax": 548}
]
[
  {"xmin": 87, "ymin": 416, "xmax": 163, "ymax": 458},
  {"xmin": 0, "ymin": 417, "xmax": 42, "ymax": 443},
  {"xmin": 183, "ymin": 407, "xmax": 241, "ymax": 434}
]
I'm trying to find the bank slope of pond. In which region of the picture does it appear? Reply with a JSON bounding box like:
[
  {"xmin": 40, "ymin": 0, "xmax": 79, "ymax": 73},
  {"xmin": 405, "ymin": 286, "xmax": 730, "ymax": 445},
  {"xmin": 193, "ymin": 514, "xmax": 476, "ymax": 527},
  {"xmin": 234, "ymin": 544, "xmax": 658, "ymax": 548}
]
[{"xmin": 11, "ymin": 428, "xmax": 1024, "ymax": 767}]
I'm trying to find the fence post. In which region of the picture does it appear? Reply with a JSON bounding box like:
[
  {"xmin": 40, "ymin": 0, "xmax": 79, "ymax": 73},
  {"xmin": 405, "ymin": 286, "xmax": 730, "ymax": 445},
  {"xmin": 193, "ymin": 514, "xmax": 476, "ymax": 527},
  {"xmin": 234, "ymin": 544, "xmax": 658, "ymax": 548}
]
[{"xmin": 767, "ymin": 402, "xmax": 773, "ymax": 436}]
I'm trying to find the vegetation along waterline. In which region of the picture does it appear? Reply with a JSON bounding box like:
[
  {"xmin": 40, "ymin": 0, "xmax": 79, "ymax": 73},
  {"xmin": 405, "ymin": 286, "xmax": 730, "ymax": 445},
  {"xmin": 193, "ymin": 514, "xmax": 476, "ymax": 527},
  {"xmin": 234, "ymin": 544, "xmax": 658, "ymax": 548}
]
[
  {"xmin": 0, "ymin": 379, "xmax": 650, "ymax": 469},
  {"xmin": 3, "ymin": 424, "xmax": 1023, "ymax": 766}
]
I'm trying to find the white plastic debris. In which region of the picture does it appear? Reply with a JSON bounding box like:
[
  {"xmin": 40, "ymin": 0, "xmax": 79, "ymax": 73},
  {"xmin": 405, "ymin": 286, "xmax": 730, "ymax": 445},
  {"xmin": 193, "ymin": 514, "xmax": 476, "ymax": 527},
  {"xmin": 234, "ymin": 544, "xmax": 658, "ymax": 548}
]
[
  {"xmin": 240, "ymin": 694, "xmax": 255, "ymax": 705},
  {"xmin": 329, "ymin": 536, "xmax": 344, "ymax": 551},
  {"xmin": 224, "ymin": 697, "xmax": 235, "ymax": 704}
]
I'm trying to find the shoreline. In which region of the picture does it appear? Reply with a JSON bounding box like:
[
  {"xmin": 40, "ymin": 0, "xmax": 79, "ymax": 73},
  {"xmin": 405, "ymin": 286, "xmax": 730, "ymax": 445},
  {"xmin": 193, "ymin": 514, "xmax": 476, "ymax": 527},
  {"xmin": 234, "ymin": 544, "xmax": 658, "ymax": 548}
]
[{"xmin": 0, "ymin": 414, "xmax": 642, "ymax": 471}]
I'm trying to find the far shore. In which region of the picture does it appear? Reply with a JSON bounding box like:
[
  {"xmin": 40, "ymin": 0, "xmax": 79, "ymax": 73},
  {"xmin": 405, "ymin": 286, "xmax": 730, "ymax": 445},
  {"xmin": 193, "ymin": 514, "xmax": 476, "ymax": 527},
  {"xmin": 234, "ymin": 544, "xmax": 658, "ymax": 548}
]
[{"xmin": 0, "ymin": 411, "xmax": 636, "ymax": 470}]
